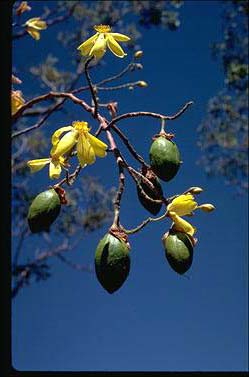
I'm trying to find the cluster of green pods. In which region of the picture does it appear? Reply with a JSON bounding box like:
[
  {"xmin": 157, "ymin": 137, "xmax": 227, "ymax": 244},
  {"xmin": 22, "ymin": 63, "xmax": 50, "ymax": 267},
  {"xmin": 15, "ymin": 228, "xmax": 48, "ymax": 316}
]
[{"xmin": 26, "ymin": 132, "xmax": 193, "ymax": 293}]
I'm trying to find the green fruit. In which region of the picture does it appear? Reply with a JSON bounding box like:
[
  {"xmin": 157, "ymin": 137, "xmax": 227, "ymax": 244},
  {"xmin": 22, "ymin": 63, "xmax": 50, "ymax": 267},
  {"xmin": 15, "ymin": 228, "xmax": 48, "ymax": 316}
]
[
  {"xmin": 137, "ymin": 174, "xmax": 163, "ymax": 215},
  {"xmin": 149, "ymin": 136, "xmax": 181, "ymax": 181},
  {"xmin": 162, "ymin": 231, "xmax": 193, "ymax": 274},
  {"xmin": 28, "ymin": 189, "xmax": 61, "ymax": 233},
  {"xmin": 95, "ymin": 233, "xmax": 130, "ymax": 294}
]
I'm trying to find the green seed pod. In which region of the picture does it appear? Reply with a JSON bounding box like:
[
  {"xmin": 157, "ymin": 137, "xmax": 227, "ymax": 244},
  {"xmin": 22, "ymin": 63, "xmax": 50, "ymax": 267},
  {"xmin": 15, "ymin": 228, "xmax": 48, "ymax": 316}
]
[
  {"xmin": 149, "ymin": 136, "xmax": 181, "ymax": 181},
  {"xmin": 95, "ymin": 233, "xmax": 130, "ymax": 294},
  {"xmin": 137, "ymin": 172, "xmax": 163, "ymax": 215},
  {"xmin": 162, "ymin": 231, "xmax": 193, "ymax": 274},
  {"xmin": 27, "ymin": 189, "xmax": 61, "ymax": 233}
]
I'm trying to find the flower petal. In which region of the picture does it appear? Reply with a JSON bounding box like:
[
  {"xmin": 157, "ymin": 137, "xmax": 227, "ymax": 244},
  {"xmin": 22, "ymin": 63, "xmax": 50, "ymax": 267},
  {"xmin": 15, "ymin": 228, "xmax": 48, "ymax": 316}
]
[
  {"xmin": 89, "ymin": 34, "xmax": 107, "ymax": 59},
  {"xmin": 77, "ymin": 33, "xmax": 98, "ymax": 55},
  {"xmin": 167, "ymin": 193, "xmax": 198, "ymax": 216},
  {"xmin": 51, "ymin": 126, "xmax": 74, "ymax": 146},
  {"xmin": 25, "ymin": 18, "xmax": 47, "ymax": 30},
  {"xmin": 110, "ymin": 32, "xmax": 130, "ymax": 42},
  {"xmin": 87, "ymin": 133, "xmax": 107, "ymax": 157},
  {"xmin": 49, "ymin": 160, "xmax": 62, "ymax": 179},
  {"xmin": 27, "ymin": 158, "xmax": 50, "ymax": 173},
  {"xmin": 26, "ymin": 28, "xmax": 40, "ymax": 40},
  {"xmin": 106, "ymin": 34, "xmax": 126, "ymax": 57},
  {"xmin": 51, "ymin": 130, "xmax": 78, "ymax": 157},
  {"xmin": 169, "ymin": 212, "xmax": 196, "ymax": 237},
  {"xmin": 77, "ymin": 135, "xmax": 95, "ymax": 166}
]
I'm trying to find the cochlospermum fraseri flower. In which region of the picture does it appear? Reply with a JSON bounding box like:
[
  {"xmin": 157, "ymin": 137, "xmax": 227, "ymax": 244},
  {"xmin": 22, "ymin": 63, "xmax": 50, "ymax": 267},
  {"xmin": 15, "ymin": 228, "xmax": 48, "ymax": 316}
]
[
  {"xmin": 166, "ymin": 192, "xmax": 215, "ymax": 238},
  {"xmin": 51, "ymin": 121, "xmax": 108, "ymax": 167},
  {"xmin": 77, "ymin": 25, "xmax": 130, "ymax": 60}
]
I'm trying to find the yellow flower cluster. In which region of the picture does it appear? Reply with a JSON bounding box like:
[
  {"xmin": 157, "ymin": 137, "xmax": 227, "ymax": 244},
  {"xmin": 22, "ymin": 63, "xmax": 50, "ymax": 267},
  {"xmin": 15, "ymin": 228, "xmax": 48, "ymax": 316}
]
[
  {"xmin": 77, "ymin": 25, "xmax": 130, "ymax": 60},
  {"xmin": 27, "ymin": 121, "xmax": 108, "ymax": 179},
  {"xmin": 167, "ymin": 192, "xmax": 215, "ymax": 239}
]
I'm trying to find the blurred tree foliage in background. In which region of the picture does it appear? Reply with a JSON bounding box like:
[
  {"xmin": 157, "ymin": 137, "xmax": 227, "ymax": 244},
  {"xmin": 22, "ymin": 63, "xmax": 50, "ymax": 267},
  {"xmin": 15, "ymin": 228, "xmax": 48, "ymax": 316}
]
[{"xmin": 197, "ymin": 0, "xmax": 248, "ymax": 193}]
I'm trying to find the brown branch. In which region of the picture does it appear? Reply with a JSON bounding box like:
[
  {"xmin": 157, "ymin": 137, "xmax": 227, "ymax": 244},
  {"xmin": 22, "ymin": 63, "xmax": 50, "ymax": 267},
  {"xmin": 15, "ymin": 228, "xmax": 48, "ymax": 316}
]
[
  {"xmin": 106, "ymin": 101, "xmax": 194, "ymax": 129},
  {"xmin": 97, "ymin": 81, "xmax": 144, "ymax": 91},
  {"xmin": 12, "ymin": 92, "xmax": 93, "ymax": 138},
  {"xmin": 121, "ymin": 210, "xmax": 169, "ymax": 235},
  {"xmin": 84, "ymin": 56, "xmax": 98, "ymax": 118},
  {"xmin": 111, "ymin": 123, "xmax": 148, "ymax": 167}
]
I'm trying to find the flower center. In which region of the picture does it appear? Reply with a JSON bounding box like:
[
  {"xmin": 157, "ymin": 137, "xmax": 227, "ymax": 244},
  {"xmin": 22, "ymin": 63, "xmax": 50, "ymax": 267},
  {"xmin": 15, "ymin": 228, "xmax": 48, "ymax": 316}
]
[
  {"xmin": 72, "ymin": 121, "xmax": 90, "ymax": 134},
  {"xmin": 94, "ymin": 25, "xmax": 111, "ymax": 33}
]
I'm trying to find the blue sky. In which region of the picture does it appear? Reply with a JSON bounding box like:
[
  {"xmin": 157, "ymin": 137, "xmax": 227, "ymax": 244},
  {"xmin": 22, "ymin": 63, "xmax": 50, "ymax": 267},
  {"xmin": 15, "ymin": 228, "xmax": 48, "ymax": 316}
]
[{"xmin": 12, "ymin": 1, "xmax": 248, "ymax": 372}]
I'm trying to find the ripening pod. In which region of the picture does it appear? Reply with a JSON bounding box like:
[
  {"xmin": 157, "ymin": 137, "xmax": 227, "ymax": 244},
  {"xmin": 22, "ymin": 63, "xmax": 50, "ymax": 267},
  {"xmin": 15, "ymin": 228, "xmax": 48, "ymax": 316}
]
[
  {"xmin": 136, "ymin": 168, "xmax": 163, "ymax": 215},
  {"xmin": 95, "ymin": 233, "xmax": 130, "ymax": 294},
  {"xmin": 27, "ymin": 189, "xmax": 61, "ymax": 233},
  {"xmin": 149, "ymin": 135, "xmax": 181, "ymax": 181},
  {"xmin": 162, "ymin": 231, "xmax": 194, "ymax": 274}
]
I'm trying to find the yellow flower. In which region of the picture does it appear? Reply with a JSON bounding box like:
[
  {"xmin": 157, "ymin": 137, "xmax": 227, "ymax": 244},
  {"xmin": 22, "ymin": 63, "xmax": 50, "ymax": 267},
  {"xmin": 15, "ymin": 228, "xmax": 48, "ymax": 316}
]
[
  {"xmin": 27, "ymin": 155, "xmax": 68, "ymax": 180},
  {"xmin": 77, "ymin": 25, "xmax": 130, "ymax": 60},
  {"xmin": 25, "ymin": 17, "xmax": 47, "ymax": 40},
  {"xmin": 167, "ymin": 192, "xmax": 215, "ymax": 237},
  {"xmin": 51, "ymin": 121, "xmax": 108, "ymax": 167},
  {"xmin": 11, "ymin": 90, "xmax": 25, "ymax": 115},
  {"xmin": 167, "ymin": 193, "xmax": 198, "ymax": 216}
]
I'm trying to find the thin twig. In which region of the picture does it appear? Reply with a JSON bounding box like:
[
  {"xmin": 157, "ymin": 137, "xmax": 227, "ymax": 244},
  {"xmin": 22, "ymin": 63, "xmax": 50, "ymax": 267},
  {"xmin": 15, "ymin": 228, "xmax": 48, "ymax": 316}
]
[
  {"xmin": 107, "ymin": 101, "xmax": 194, "ymax": 129},
  {"xmin": 121, "ymin": 210, "xmax": 169, "ymax": 235},
  {"xmin": 84, "ymin": 56, "xmax": 98, "ymax": 118}
]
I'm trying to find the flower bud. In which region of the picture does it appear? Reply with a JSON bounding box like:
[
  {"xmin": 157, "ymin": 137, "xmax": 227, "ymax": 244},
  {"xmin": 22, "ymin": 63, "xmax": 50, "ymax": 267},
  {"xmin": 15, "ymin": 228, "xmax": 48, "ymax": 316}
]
[
  {"xmin": 134, "ymin": 50, "xmax": 143, "ymax": 59},
  {"xmin": 137, "ymin": 81, "xmax": 148, "ymax": 88},
  {"xmin": 187, "ymin": 187, "xmax": 203, "ymax": 194},
  {"xmin": 198, "ymin": 204, "xmax": 215, "ymax": 212}
]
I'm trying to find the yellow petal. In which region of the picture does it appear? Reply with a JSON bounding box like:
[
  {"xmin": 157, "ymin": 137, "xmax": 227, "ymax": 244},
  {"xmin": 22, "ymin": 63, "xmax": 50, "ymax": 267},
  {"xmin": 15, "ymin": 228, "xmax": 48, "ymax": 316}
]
[
  {"xmin": 49, "ymin": 160, "xmax": 62, "ymax": 179},
  {"xmin": 27, "ymin": 158, "xmax": 50, "ymax": 173},
  {"xmin": 25, "ymin": 17, "xmax": 47, "ymax": 30},
  {"xmin": 106, "ymin": 34, "xmax": 126, "ymax": 57},
  {"xmin": 32, "ymin": 20, "xmax": 47, "ymax": 30},
  {"xmin": 77, "ymin": 135, "xmax": 95, "ymax": 166},
  {"xmin": 87, "ymin": 133, "xmax": 108, "ymax": 157},
  {"xmin": 167, "ymin": 193, "xmax": 198, "ymax": 216},
  {"xmin": 51, "ymin": 126, "xmax": 74, "ymax": 145},
  {"xmin": 26, "ymin": 27, "xmax": 40, "ymax": 40},
  {"xmin": 77, "ymin": 33, "xmax": 98, "ymax": 55},
  {"xmin": 51, "ymin": 130, "xmax": 77, "ymax": 157},
  {"xmin": 169, "ymin": 212, "xmax": 196, "ymax": 237},
  {"xmin": 110, "ymin": 32, "xmax": 130, "ymax": 42},
  {"xmin": 89, "ymin": 34, "xmax": 107, "ymax": 58}
]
